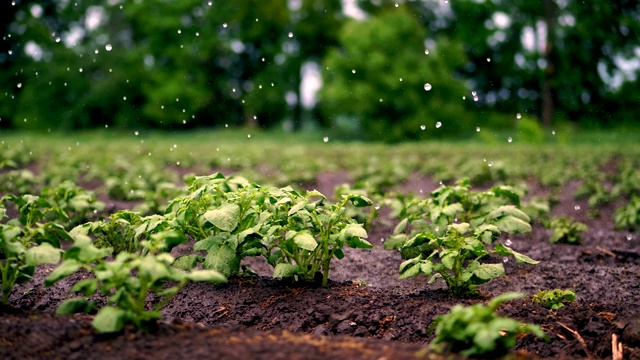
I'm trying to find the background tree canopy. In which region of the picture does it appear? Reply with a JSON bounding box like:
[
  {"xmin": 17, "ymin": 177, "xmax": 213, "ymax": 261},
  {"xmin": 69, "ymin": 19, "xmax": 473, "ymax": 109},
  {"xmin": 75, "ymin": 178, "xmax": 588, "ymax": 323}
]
[{"xmin": 1, "ymin": 0, "xmax": 638, "ymax": 139}]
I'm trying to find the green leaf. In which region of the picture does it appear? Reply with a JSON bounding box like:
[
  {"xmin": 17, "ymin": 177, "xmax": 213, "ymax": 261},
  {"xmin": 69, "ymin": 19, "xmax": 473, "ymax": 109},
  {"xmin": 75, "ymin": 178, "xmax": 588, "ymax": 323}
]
[
  {"xmin": 92, "ymin": 306, "xmax": 126, "ymax": 333},
  {"xmin": 25, "ymin": 243, "xmax": 62, "ymax": 266},
  {"xmin": 399, "ymin": 256, "xmax": 422, "ymax": 279},
  {"xmin": 56, "ymin": 298, "xmax": 96, "ymax": 315},
  {"xmin": 488, "ymin": 292, "xmax": 526, "ymax": 310},
  {"xmin": 203, "ymin": 203, "xmax": 240, "ymax": 232},
  {"xmin": 273, "ymin": 263, "xmax": 298, "ymax": 278},
  {"xmin": 287, "ymin": 200, "xmax": 308, "ymax": 216},
  {"xmin": 384, "ymin": 234, "xmax": 407, "ymax": 250},
  {"xmin": 344, "ymin": 194, "xmax": 373, "ymax": 207},
  {"xmin": 293, "ymin": 232, "xmax": 318, "ymax": 251},
  {"xmin": 187, "ymin": 270, "xmax": 227, "ymax": 283},
  {"xmin": 393, "ymin": 218, "xmax": 408, "ymax": 235},
  {"xmin": 472, "ymin": 263, "xmax": 504, "ymax": 281},
  {"xmin": 494, "ymin": 243, "xmax": 540, "ymax": 264},
  {"xmin": 45, "ymin": 260, "xmax": 83, "ymax": 286},
  {"xmin": 493, "ymin": 216, "xmax": 532, "ymax": 234},
  {"xmin": 173, "ymin": 255, "xmax": 200, "ymax": 270},
  {"xmin": 70, "ymin": 279, "xmax": 98, "ymax": 296},
  {"xmin": 203, "ymin": 244, "xmax": 239, "ymax": 278}
]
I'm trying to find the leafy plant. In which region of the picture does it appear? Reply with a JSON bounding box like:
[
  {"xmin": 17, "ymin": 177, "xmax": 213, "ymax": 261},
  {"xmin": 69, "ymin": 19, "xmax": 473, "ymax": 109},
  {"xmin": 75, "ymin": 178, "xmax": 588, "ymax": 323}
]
[
  {"xmin": 613, "ymin": 196, "xmax": 640, "ymax": 232},
  {"xmin": 430, "ymin": 292, "xmax": 547, "ymax": 356},
  {"xmin": 386, "ymin": 178, "xmax": 538, "ymax": 296},
  {"xmin": 263, "ymin": 188, "xmax": 373, "ymax": 286},
  {"xmin": 531, "ymin": 289, "xmax": 576, "ymax": 310},
  {"xmin": 548, "ymin": 216, "xmax": 588, "ymax": 244},
  {"xmin": 46, "ymin": 233, "xmax": 226, "ymax": 333}
]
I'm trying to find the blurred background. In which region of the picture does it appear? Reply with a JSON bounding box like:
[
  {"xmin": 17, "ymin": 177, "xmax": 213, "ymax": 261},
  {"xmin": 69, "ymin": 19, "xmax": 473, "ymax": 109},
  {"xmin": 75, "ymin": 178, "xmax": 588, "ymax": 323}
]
[{"xmin": 1, "ymin": 0, "xmax": 638, "ymax": 142}]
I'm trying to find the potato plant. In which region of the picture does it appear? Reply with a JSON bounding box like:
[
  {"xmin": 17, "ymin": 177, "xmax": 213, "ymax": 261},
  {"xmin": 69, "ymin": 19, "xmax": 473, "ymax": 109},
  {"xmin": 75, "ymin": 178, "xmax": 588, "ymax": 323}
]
[
  {"xmin": 547, "ymin": 216, "xmax": 588, "ymax": 244},
  {"xmin": 46, "ymin": 233, "xmax": 226, "ymax": 333},
  {"xmin": 430, "ymin": 292, "xmax": 547, "ymax": 356},
  {"xmin": 386, "ymin": 178, "xmax": 538, "ymax": 296},
  {"xmin": 531, "ymin": 289, "xmax": 576, "ymax": 310}
]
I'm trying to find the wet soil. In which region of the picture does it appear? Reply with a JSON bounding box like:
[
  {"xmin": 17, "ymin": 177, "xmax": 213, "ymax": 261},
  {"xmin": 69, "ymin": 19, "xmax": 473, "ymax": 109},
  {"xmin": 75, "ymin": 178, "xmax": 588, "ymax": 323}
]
[{"xmin": 2, "ymin": 173, "xmax": 640, "ymax": 359}]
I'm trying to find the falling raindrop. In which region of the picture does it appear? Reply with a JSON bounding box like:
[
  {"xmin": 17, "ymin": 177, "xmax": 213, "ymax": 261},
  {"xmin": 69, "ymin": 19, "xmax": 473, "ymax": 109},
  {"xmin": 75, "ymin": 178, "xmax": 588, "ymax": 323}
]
[
  {"xmin": 424, "ymin": 49, "xmax": 430, "ymax": 55},
  {"xmin": 399, "ymin": 77, "xmax": 403, "ymax": 81},
  {"xmin": 247, "ymin": 134, "xmax": 251, "ymax": 138},
  {"xmin": 323, "ymin": 136, "xmax": 329, "ymax": 143},
  {"xmin": 516, "ymin": 113, "xmax": 522, "ymax": 120},
  {"xmin": 123, "ymin": 96, "xmax": 127, "ymax": 100},
  {"xmin": 105, "ymin": 124, "xmax": 109, "ymax": 128},
  {"xmin": 574, "ymin": 205, "xmax": 581, "ymax": 210},
  {"xmin": 288, "ymin": 32, "xmax": 293, "ymax": 38},
  {"xmin": 488, "ymin": 161, "xmax": 494, "ymax": 167},
  {"xmin": 420, "ymin": 125, "xmax": 426, "ymax": 130},
  {"xmin": 16, "ymin": 83, "xmax": 21, "ymax": 88},
  {"xmin": 352, "ymin": 69, "xmax": 356, "ymax": 74},
  {"xmin": 552, "ymin": 130, "xmax": 556, "ymax": 136},
  {"xmin": 395, "ymin": 3, "xmax": 398, "ymax": 7},
  {"xmin": 462, "ymin": 96, "xmax": 466, "ymax": 100},
  {"xmin": 502, "ymin": 258, "xmax": 509, "ymax": 263},
  {"xmin": 94, "ymin": 49, "xmax": 99, "ymax": 54},
  {"xmin": 177, "ymin": 29, "xmax": 182, "ymax": 34},
  {"xmin": 627, "ymin": 234, "xmax": 633, "ymax": 241},
  {"xmin": 223, "ymin": 23, "xmax": 227, "ymax": 28},
  {"xmin": 424, "ymin": 83, "xmax": 432, "ymax": 91},
  {"xmin": 487, "ymin": 58, "xmax": 491, "ymax": 62},
  {"xmin": 134, "ymin": 131, "xmax": 139, "ymax": 136},
  {"xmin": 374, "ymin": 204, "xmax": 381, "ymax": 210},
  {"xmin": 55, "ymin": 37, "xmax": 61, "ymax": 43},
  {"xmin": 435, "ymin": 122, "xmax": 442, "ymax": 128},
  {"xmin": 505, "ymin": 239, "xmax": 512, "ymax": 246},
  {"xmin": 207, "ymin": 1, "xmax": 212, "ymax": 5},
  {"xmin": 379, "ymin": 98, "xmax": 383, "ymax": 102},
  {"xmin": 79, "ymin": 68, "xmax": 83, "ymax": 72},
  {"xmin": 508, "ymin": 137, "xmax": 513, "ymax": 143},
  {"xmin": 476, "ymin": 127, "xmax": 481, "ymax": 132}
]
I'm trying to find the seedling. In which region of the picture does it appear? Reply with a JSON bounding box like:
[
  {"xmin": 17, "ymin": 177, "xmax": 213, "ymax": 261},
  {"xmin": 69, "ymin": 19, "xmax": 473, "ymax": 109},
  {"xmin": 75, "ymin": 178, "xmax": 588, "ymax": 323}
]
[
  {"xmin": 613, "ymin": 196, "xmax": 639, "ymax": 232},
  {"xmin": 46, "ymin": 234, "xmax": 226, "ymax": 333},
  {"xmin": 430, "ymin": 292, "xmax": 547, "ymax": 356},
  {"xmin": 548, "ymin": 216, "xmax": 588, "ymax": 244},
  {"xmin": 531, "ymin": 289, "xmax": 576, "ymax": 310}
]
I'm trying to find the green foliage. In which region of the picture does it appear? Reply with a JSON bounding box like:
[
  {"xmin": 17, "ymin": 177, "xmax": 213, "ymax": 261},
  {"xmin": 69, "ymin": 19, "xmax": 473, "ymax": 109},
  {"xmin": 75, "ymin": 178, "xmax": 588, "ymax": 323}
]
[
  {"xmin": 46, "ymin": 235, "xmax": 226, "ymax": 333},
  {"xmin": 430, "ymin": 292, "xmax": 547, "ymax": 356},
  {"xmin": 320, "ymin": 9, "xmax": 473, "ymax": 142},
  {"xmin": 516, "ymin": 115, "xmax": 545, "ymax": 144},
  {"xmin": 614, "ymin": 196, "xmax": 640, "ymax": 232},
  {"xmin": 387, "ymin": 179, "xmax": 538, "ymax": 296},
  {"xmin": 547, "ymin": 216, "xmax": 588, "ymax": 244},
  {"xmin": 531, "ymin": 289, "xmax": 576, "ymax": 310}
]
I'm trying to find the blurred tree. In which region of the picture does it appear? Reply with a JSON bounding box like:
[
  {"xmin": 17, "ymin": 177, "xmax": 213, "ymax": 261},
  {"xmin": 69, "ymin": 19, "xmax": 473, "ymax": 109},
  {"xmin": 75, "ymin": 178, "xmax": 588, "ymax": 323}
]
[
  {"xmin": 320, "ymin": 8, "xmax": 473, "ymax": 142},
  {"xmin": 442, "ymin": 0, "xmax": 640, "ymax": 127}
]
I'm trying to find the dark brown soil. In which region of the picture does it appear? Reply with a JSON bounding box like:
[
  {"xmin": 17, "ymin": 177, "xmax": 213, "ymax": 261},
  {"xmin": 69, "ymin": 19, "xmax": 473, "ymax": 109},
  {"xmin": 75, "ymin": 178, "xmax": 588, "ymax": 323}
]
[{"xmin": 2, "ymin": 173, "xmax": 639, "ymax": 359}]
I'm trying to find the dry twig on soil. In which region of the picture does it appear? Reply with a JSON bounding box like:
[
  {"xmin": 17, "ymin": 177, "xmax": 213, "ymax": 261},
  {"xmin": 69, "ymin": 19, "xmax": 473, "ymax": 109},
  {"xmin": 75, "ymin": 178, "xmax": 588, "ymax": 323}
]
[{"xmin": 557, "ymin": 322, "xmax": 593, "ymax": 359}]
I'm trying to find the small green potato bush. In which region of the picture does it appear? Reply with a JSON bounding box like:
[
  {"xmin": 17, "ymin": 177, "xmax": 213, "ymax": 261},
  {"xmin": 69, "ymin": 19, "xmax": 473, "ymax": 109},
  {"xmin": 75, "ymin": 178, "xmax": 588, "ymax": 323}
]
[
  {"xmin": 532, "ymin": 289, "xmax": 576, "ymax": 310},
  {"xmin": 614, "ymin": 196, "xmax": 640, "ymax": 232},
  {"xmin": 548, "ymin": 216, "xmax": 588, "ymax": 244},
  {"xmin": 430, "ymin": 292, "xmax": 547, "ymax": 357}
]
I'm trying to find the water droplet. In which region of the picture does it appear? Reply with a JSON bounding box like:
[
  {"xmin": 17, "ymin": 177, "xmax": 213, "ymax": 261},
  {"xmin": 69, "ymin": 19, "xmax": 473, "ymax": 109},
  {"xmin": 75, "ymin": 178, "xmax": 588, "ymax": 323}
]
[
  {"xmin": 207, "ymin": 1, "xmax": 212, "ymax": 5},
  {"xmin": 505, "ymin": 239, "xmax": 512, "ymax": 246},
  {"xmin": 476, "ymin": 127, "xmax": 480, "ymax": 132},
  {"xmin": 105, "ymin": 44, "xmax": 112, "ymax": 51},
  {"xmin": 55, "ymin": 37, "xmax": 61, "ymax": 43},
  {"xmin": 508, "ymin": 137, "xmax": 513, "ymax": 143},
  {"xmin": 502, "ymin": 258, "xmax": 509, "ymax": 263},
  {"xmin": 177, "ymin": 29, "xmax": 182, "ymax": 34},
  {"xmin": 94, "ymin": 49, "xmax": 99, "ymax": 54},
  {"xmin": 552, "ymin": 130, "xmax": 556, "ymax": 136},
  {"xmin": 462, "ymin": 95, "xmax": 466, "ymax": 100},
  {"xmin": 435, "ymin": 122, "xmax": 442, "ymax": 128},
  {"xmin": 288, "ymin": 32, "xmax": 293, "ymax": 38},
  {"xmin": 352, "ymin": 69, "xmax": 356, "ymax": 74},
  {"xmin": 247, "ymin": 134, "xmax": 251, "ymax": 138},
  {"xmin": 105, "ymin": 124, "xmax": 109, "ymax": 128},
  {"xmin": 134, "ymin": 131, "xmax": 139, "ymax": 136},
  {"xmin": 323, "ymin": 136, "xmax": 329, "ymax": 143},
  {"xmin": 225, "ymin": 124, "xmax": 228, "ymax": 128},
  {"xmin": 223, "ymin": 23, "xmax": 227, "ymax": 28},
  {"xmin": 627, "ymin": 234, "xmax": 633, "ymax": 241},
  {"xmin": 424, "ymin": 83, "xmax": 432, "ymax": 91},
  {"xmin": 395, "ymin": 3, "xmax": 399, "ymax": 7},
  {"xmin": 379, "ymin": 98, "xmax": 383, "ymax": 102},
  {"xmin": 79, "ymin": 68, "xmax": 83, "ymax": 72},
  {"xmin": 123, "ymin": 96, "xmax": 127, "ymax": 100},
  {"xmin": 424, "ymin": 49, "xmax": 430, "ymax": 55},
  {"xmin": 516, "ymin": 113, "xmax": 522, "ymax": 120},
  {"xmin": 399, "ymin": 77, "xmax": 403, "ymax": 81},
  {"xmin": 374, "ymin": 204, "xmax": 381, "ymax": 210},
  {"xmin": 487, "ymin": 58, "xmax": 491, "ymax": 62},
  {"xmin": 488, "ymin": 161, "xmax": 494, "ymax": 167},
  {"xmin": 420, "ymin": 125, "xmax": 426, "ymax": 130},
  {"xmin": 183, "ymin": 120, "xmax": 186, "ymax": 124},
  {"xmin": 16, "ymin": 83, "xmax": 21, "ymax": 88}
]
